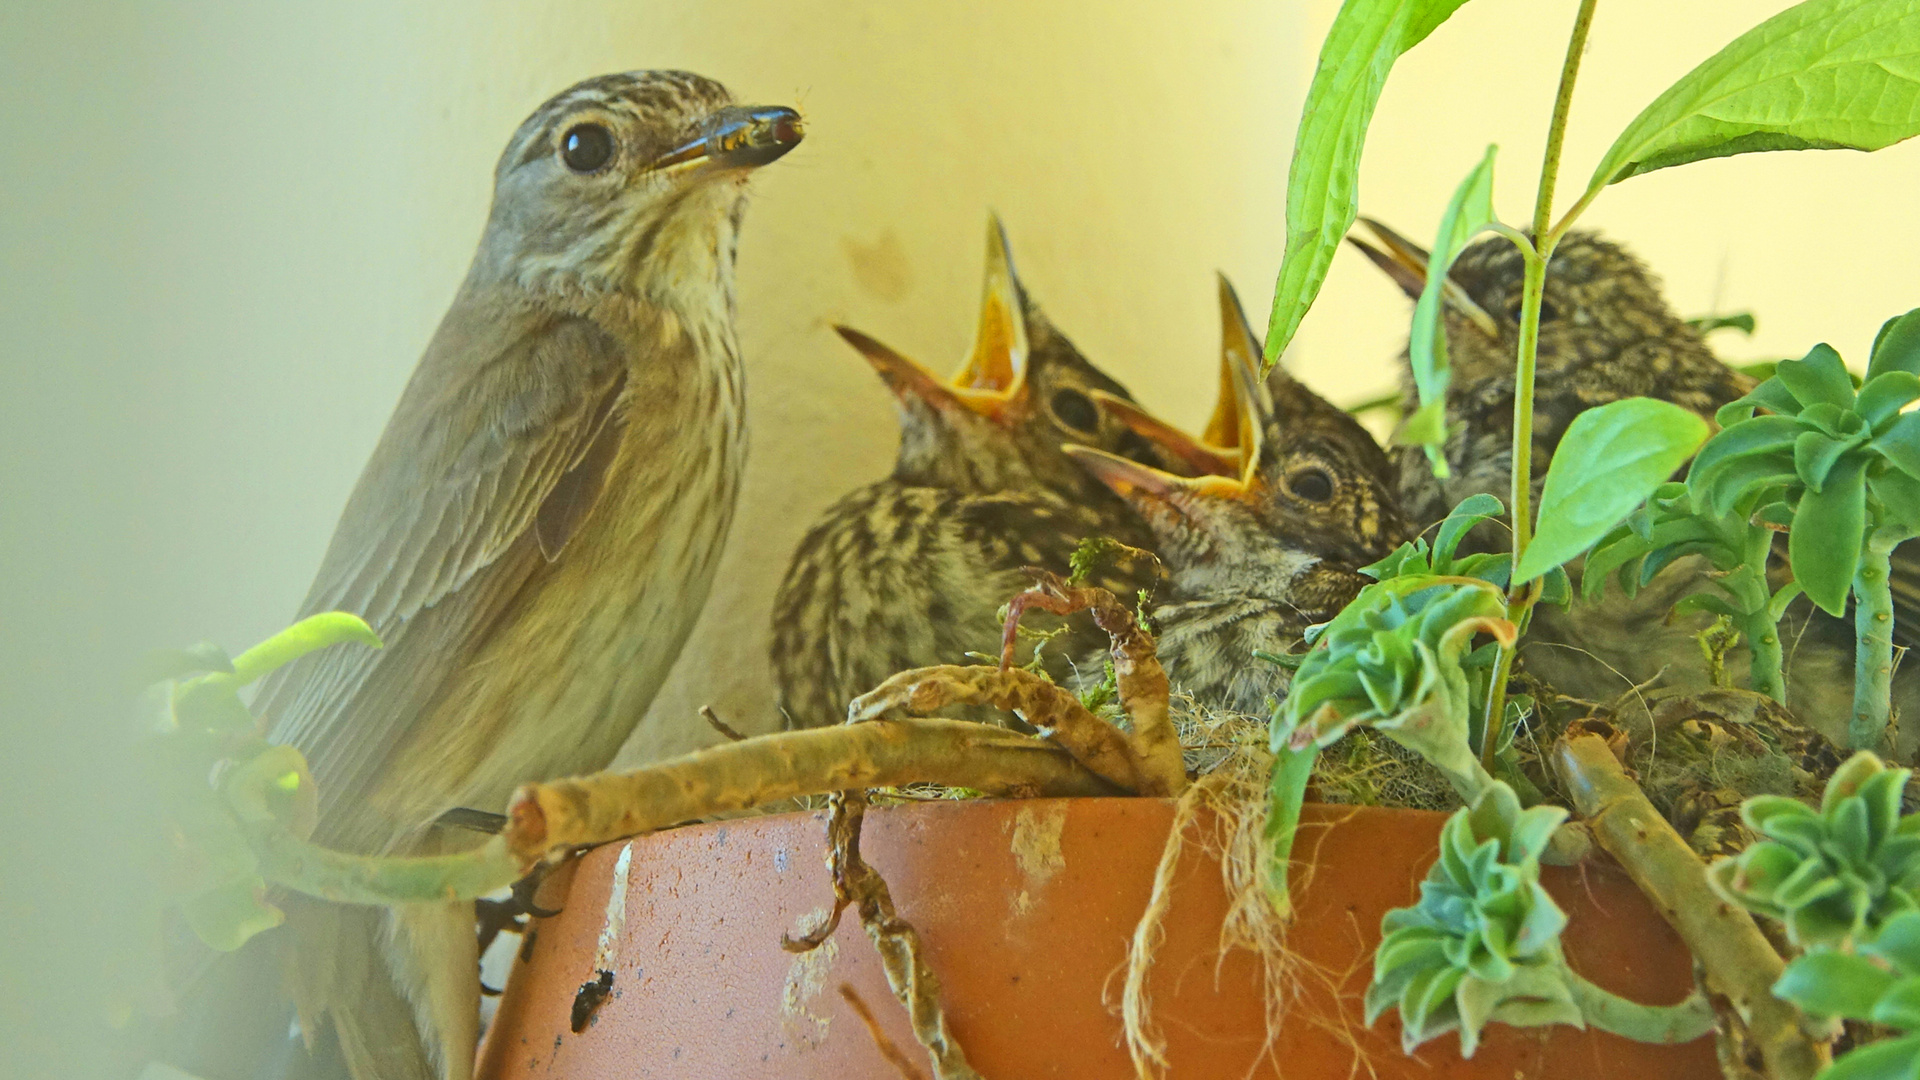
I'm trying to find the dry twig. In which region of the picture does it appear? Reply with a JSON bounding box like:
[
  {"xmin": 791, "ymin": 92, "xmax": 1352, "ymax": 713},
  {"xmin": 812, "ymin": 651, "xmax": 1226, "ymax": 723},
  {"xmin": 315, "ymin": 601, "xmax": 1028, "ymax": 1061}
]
[
  {"xmin": 839, "ymin": 983, "xmax": 931, "ymax": 1080},
  {"xmin": 504, "ymin": 717, "xmax": 1119, "ymax": 865},
  {"xmin": 1553, "ymin": 732, "xmax": 1829, "ymax": 1080}
]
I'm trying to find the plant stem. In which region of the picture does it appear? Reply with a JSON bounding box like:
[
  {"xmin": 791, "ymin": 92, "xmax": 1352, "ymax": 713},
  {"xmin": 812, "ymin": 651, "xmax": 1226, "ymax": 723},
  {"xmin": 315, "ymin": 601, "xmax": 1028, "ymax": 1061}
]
[
  {"xmin": 255, "ymin": 830, "xmax": 521, "ymax": 905},
  {"xmin": 1552, "ymin": 733, "xmax": 1829, "ymax": 1080},
  {"xmin": 1737, "ymin": 530, "xmax": 1788, "ymax": 703},
  {"xmin": 1852, "ymin": 538, "xmax": 1896, "ymax": 750},
  {"xmin": 1486, "ymin": 0, "xmax": 1602, "ymax": 755},
  {"xmin": 1567, "ymin": 973, "xmax": 1716, "ymax": 1045}
]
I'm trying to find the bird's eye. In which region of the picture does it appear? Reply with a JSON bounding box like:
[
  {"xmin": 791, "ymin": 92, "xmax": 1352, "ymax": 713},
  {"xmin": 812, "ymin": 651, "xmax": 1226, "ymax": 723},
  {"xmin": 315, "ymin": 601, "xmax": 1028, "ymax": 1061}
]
[
  {"xmin": 560, "ymin": 124, "xmax": 615, "ymax": 173},
  {"xmin": 1287, "ymin": 468, "xmax": 1335, "ymax": 503},
  {"xmin": 1508, "ymin": 299, "xmax": 1560, "ymax": 323},
  {"xmin": 1049, "ymin": 388, "xmax": 1099, "ymax": 433}
]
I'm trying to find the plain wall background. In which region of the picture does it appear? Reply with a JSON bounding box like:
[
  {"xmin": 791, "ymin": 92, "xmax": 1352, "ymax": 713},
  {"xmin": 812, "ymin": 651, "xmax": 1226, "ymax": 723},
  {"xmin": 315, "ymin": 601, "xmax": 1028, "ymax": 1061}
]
[{"xmin": 3, "ymin": 1, "xmax": 1917, "ymax": 1074}]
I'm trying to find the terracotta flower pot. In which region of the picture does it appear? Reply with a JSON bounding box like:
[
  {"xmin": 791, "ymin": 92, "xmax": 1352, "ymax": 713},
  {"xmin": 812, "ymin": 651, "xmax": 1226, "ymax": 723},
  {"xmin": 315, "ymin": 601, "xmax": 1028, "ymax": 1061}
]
[{"xmin": 477, "ymin": 798, "xmax": 1719, "ymax": 1079}]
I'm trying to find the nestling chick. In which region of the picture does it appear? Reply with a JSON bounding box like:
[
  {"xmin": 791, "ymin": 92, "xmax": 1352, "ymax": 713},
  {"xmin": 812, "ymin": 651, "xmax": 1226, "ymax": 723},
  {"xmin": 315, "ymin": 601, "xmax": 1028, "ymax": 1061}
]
[
  {"xmin": 770, "ymin": 218, "xmax": 1173, "ymax": 729},
  {"xmin": 1068, "ymin": 277, "xmax": 1412, "ymax": 715},
  {"xmin": 171, "ymin": 72, "xmax": 801, "ymax": 1080},
  {"xmin": 1351, "ymin": 222, "xmax": 1920, "ymax": 744}
]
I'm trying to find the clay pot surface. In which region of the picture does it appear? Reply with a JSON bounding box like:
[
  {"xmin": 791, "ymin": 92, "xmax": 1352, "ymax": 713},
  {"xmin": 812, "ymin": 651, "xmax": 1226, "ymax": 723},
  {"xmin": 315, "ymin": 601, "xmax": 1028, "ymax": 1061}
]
[{"xmin": 477, "ymin": 798, "xmax": 1719, "ymax": 1079}]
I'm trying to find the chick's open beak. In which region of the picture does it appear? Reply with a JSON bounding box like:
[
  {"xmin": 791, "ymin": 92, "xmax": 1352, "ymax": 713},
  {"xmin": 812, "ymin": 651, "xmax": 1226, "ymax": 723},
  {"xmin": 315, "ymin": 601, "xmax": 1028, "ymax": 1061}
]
[
  {"xmin": 833, "ymin": 326, "xmax": 1010, "ymax": 418},
  {"xmin": 1348, "ymin": 217, "xmax": 1499, "ymax": 339},
  {"xmin": 1090, "ymin": 391, "xmax": 1238, "ymax": 478},
  {"xmin": 653, "ymin": 105, "xmax": 804, "ymax": 172}
]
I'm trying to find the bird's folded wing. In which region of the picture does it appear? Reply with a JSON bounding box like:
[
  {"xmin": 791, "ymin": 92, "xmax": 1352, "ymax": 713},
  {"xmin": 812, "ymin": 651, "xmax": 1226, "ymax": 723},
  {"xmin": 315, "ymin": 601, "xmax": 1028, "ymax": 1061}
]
[{"xmin": 254, "ymin": 312, "xmax": 629, "ymax": 827}]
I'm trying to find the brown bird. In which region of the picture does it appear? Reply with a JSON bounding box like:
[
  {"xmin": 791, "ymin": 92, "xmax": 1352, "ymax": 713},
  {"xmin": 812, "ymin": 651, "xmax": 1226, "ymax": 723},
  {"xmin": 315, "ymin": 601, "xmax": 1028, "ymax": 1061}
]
[
  {"xmin": 1068, "ymin": 277, "xmax": 1412, "ymax": 714},
  {"xmin": 178, "ymin": 73, "xmax": 800, "ymax": 1080},
  {"xmin": 770, "ymin": 219, "xmax": 1173, "ymax": 729},
  {"xmin": 1350, "ymin": 222, "xmax": 1920, "ymax": 740}
]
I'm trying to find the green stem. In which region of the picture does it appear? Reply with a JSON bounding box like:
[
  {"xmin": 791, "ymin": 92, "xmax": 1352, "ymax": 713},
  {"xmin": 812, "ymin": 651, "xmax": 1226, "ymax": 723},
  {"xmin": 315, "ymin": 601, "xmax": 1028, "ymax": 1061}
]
[
  {"xmin": 1736, "ymin": 530, "xmax": 1788, "ymax": 703},
  {"xmin": 1491, "ymin": 0, "xmax": 1599, "ymax": 752},
  {"xmin": 1263, "ymin": 742, "xmax": 1320, "ymax": 921},
  {"xmin": 1852, "ymin": 539, "xmax": 1896, "ymax": 751},
  {"xmin": 1567, "ymin": 972, "xmax": 1716, "ymax": 1045},
  {"xmin": 254, "ymin": 828, "xmax": 521, "ymax": 905}
]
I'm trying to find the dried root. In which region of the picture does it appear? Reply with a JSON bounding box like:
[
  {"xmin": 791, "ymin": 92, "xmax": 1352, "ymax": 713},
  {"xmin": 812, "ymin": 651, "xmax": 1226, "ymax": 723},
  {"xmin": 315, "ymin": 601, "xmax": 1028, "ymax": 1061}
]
[
  {"xmin": 850, "ymin": 665, "xmax": 1164, "ymax": 795},
  {"xmin": 1003, "ymin": 570, "xmax": 1187, "ymax": 797},
  {"xmin": 504, "ymin": 717, "xmax": 1119, "ymax": 866},
  {"xmin": 784, "ymin": 793, "xmax": 981, "ymax": 1080}
]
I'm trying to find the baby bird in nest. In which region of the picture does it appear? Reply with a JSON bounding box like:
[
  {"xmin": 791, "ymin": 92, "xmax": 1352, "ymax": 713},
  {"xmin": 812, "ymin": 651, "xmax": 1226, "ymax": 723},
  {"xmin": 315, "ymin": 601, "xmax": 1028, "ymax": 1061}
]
[
  {"xmin": 770, "ymin": 217, "xmax": 1177, "ymax": 728},
  {"xmin": 1351, "ymin": 222, "xmax": 1920, "ymax": 745},
  {"xmin": 1067, "ymin": 277, "xmax": 1413, "ymax": 716}
]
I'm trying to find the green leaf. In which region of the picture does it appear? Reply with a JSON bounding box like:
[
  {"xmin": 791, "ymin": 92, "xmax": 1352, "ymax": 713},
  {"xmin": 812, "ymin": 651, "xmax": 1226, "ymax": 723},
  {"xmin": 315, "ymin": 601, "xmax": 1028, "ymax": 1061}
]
[
  {"xmin": 1774, "ymin": 950, "xmax": 1897, "ymax": 1018},
  {"xmin": 1263, "ymin": 0, "xmax": 1475, "ymax": 364},
  {"xmin": 1876, "ymin": 413, "xmax": 1920, "ymax": 480},
  {"xmin": 1586, "ymin": 0, "xmax": 1920, "ymax": 191},
  {"xmin": 1435, "ymin": 493, "xmax": 1507, "ymax": 565},
  {"xmin": 1686, "ymin": 311, "xmax": 1758, "ymax": 336},
  {"xmin": 1791, "ymin": 454, "xmax": 1869, "ymax": 615},
  {"xmin": 1405, "ymin": 145, "xmax": 1499, "ymax": 459},
  {"xmin": 1779, "ymin": 344, "xmax": 1863, "ymax": 413},
  {"xmin": 1795, "ymin": 430, "xmax": 1855, "ymax": 491},
  {"xmin": 1857, "ymin": 371, "xmax": 1920, "ymax": 426},
  {"xmin": 229, "ymin": 612, "xmax": 382, "ymax": 686},
  {"xmin": 1870, "ymin": 307, "xmax": 1920, "ymax": 379},
  {"xmin": 179, "ymin": 876, "xmax": 284, "ymax": 953},
  {"xmin": 1515, "ymin": 399, "xmax": 1709, "ymax": 584},
  {"xmin": 1820, "ymin": 1034, "xmax": 1920, "ymax": 1080}
]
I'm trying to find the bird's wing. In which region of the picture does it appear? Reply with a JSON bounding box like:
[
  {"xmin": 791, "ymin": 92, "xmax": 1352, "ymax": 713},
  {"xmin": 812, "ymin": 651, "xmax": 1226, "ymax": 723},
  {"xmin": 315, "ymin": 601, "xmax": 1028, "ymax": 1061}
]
[{"xmin": 254, "ymin": 310, "xmax": 629, "ymax": 825}]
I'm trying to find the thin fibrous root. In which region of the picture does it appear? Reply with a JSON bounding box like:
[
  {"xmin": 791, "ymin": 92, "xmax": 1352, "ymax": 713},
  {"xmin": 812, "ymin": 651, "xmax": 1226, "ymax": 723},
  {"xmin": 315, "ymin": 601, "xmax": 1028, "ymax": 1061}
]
[
  {"xmin": 849, "ymin": 664, "xmax": 1155, "ymax": 795},
  {"xmin": 839, "ymin": 983, "xmax": 931, "ymax": 1080},
  {"xmin": 1553, "ymin": 733, "xmax": 1829, "ymax": 1080},
  {"xmin": 786, "ymin": 793, "xmax": 982, "ymax": 1080},
  {"xmin": 504, "ymin": 717, "xmax": 1120, "ymax": 867},
  {"xmin": 1004, "ymin": 570, "xmax": 1187, "ymax": 797}
]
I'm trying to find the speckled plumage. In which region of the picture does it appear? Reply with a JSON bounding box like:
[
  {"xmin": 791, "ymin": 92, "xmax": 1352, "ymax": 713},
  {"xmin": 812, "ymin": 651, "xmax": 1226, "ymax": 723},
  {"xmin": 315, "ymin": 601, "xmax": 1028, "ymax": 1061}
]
[
  {"xmin": 178, "ymin": 73, "xmax": 799, "ymax": 1080},
  {"xmin": 1071, "ymin": 279, "xmax": 1412, "ymax": 715},
  {"xmin": 771, "ymin": 224, "xmax": 1168, "ymax": 729},
  {"xmin": 1355, "ymin": 224, "xmax": 1920, "ymax": 745}
]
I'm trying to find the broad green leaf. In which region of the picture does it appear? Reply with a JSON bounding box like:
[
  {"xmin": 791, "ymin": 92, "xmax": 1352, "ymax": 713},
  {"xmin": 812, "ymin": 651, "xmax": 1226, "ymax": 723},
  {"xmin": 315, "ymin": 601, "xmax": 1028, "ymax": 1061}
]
[
  {"xmin": 1792, "ymin": 454, "xmax": 1869, "ymax": 615},
  {"xmin": 1264, "ymin": 0, "xmax": 1475, "ymax": 364},
  {"xmin": 1857, "ymin": 371, "xmax": 1920, "ymax": 426},
  {"xmin": 1774, "ymin": 950, "xmax": 1896, "ymax": 1018},
  {"xmin": 1514, "ymin": 399, "xmax": 1710, "ymax": 584},
  {"xmin": 1778, "ymin": 344, "xmax": 1862, "ymax": 412},
  {"xmin": 1870, "ymin": 307, "xmax": 1920, "ymax": 379},
  {"xmin": 229, "ymin": 612, "xmax": 382, "ymax": 685},
  {"xmin": 1587, "ymin": 0, "xmax": 1920, "ymax": 191}
]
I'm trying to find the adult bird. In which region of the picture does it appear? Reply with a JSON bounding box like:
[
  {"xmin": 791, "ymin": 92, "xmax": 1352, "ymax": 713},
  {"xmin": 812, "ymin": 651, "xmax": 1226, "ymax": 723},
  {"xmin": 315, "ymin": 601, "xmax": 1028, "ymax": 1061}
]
[
  {"xmin": 180, "ymin": 72, "xmax": 801, "ymax": 1080},
  {"xmin": 770, "ymin": 218, "xmax": 1174, "ymax": 729},
  {"xmin": 1067, "ymin": 277, "xmax": 1412, "ymax": 715},
  {"xmin": 1349, "ymin": 221, "xmax": 1920, "ymax": 742}
]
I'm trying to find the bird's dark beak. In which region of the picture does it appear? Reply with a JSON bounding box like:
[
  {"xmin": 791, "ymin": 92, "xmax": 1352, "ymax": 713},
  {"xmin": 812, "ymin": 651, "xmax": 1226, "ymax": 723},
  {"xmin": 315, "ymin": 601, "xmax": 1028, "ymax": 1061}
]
[
  {"xmin": 1348, "ymin": 217, "xmax": 1499, "ymax": 339},
  {"xmin": 653, "ymin": 105, "xmax": 804, "ymax": 172}
]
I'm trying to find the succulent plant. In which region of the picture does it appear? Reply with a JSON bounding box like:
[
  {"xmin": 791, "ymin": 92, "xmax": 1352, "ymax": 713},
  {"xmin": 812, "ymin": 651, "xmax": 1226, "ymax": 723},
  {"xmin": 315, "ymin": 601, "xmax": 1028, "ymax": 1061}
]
[
  {"xmin": 1772, "ymin": 909, "xmax": 1920, "ymax": 1080},
  {"xmin": 1365, "ymin": 781, "xmax": 1581, "ymax": 1056},
  {"xmin": 1584, "ymin": 480, "xmax": 1799, "ymax": 702},
  {"xmin": 1687, "ymin": 309, "xmax": 1920, "ymax": 749},
  {"xmin": 1709, "ymin": 751, "xmax": 1920, "ymax": 950}
]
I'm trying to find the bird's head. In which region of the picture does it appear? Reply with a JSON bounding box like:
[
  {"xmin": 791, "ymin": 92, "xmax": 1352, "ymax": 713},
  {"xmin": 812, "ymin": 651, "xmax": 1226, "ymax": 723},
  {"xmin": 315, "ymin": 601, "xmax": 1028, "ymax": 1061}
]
[
  {"xmin": 835, "ymin": 216, "xmax": 1179, "ymax": 495},
  {"xmin": 1349, "ymin": 219, "xmax": 1695, "ymax": 390},
  {"xmin": 1068, "ymin": 277, "xmax": 1411, "ymax": 601},
  {"xmin": 476, "ymin": 70, "xmax": 803, "ymax": 300}
]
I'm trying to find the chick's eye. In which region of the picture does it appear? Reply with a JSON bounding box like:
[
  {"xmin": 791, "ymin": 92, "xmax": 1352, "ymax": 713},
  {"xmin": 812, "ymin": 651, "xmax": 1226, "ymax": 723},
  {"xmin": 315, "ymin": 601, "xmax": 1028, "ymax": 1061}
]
[
  {"xmin": 1050, "ymin": 388, "xmax": 1099, "ymax": 433},
  {"xmin": 1508, "ymin": 299, "xmax": 1560, "ymax": 323},
  {"xmin": 1288, "ymin": 468, "xmax": 1334, "ymax": 503},
  {"xmin": 560, "ymin": 123, "xmax": 615, "ymax": 173}
]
